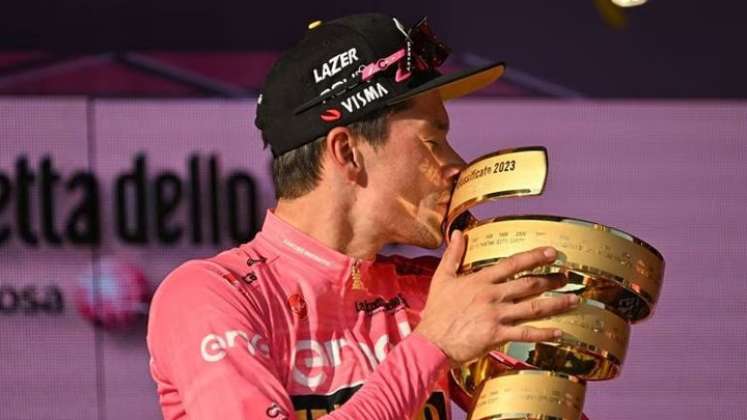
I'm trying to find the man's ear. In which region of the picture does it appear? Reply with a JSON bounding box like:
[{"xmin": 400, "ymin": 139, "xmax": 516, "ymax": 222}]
[{"xmin": 325, "ymin": 126, "xmax": 364, "ymax": 182}]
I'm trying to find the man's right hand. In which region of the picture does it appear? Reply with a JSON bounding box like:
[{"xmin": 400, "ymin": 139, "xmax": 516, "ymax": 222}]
[{"xmin": 414, "ymin": 229, "xmax": 579, "ymax": 366}]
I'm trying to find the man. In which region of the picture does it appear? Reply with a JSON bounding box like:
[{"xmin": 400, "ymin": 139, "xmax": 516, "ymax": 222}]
[{"xmin": 147, "ymin": 13, "xmax": 578, "ymax": 419}]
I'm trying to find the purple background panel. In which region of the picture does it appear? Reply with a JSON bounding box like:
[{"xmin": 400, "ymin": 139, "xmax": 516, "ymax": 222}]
[
  {"xmin": 91, "ymin": 99, "xmax": 272, "ymax": 420},
  {"xmin": 0, "ymin": 98, "xmax": 99, "ymax": 420},
  {"xmin": 1, "ymin": 98, "xmax": 746, "ymax": 419}
]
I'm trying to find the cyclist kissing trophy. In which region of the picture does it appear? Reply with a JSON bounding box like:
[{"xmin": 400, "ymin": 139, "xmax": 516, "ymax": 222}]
[{"xmin": 446, "ymin": 147, "xmax": 665, "ymax": 420}]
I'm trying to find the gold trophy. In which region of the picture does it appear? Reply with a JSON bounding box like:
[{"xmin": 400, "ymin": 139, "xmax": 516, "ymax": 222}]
[{"xmin": 446, "ymin": 147, "xmax": 665, "ymax": 420}]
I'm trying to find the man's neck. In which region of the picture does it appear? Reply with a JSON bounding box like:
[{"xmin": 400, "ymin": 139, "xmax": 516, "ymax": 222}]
[{"xmin": 274, "ymin": 190, "xmax": 383, "ymax": 261}]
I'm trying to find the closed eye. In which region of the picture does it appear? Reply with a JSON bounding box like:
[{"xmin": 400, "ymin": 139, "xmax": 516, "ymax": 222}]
[{"xmin": 423, "ymin": 138, "xmax": 446, "ymax": 149}]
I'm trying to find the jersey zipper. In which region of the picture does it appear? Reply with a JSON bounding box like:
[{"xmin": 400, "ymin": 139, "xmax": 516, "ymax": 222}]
[{"xmin": 350, "ymin": 259, "xmax": 363, "ymax": 290}]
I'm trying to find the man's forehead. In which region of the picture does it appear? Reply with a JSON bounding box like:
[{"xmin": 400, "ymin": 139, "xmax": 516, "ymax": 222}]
[
  {"xmin": 398, "ymin": 110, "xmax": 449, "ymax": 135},
  {"xmin": 406, "ymin": 92, "xmax": 450, "ymax": 131},
  {"xmin": 387, "ymin": 90, "xmax": 450, "ymax": 135}
]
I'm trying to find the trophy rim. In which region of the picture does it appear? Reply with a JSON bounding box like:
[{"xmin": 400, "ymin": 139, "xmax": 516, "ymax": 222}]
[
  {"xmin": 457, "ymin": 214, "xmax": 664, "ymax": 322},
  {"xmin": 462, "ymin": 214, "xmax": 664, "ymax": 262},
  {"xmin": 446, "ymin": 146, "xmax": 549, "ymax": 230}
]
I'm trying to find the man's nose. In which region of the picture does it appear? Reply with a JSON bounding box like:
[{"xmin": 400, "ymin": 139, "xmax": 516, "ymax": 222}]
[{"xmin": 441, "ymin": 146, "xmax": 467, "ymax": 183}]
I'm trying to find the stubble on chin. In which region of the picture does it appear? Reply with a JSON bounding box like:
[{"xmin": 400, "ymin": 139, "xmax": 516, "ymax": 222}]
[
  {"xmin": 413, "ymin": 226, "xmax": 443, "ymax": 249},
  {"xmin": 410, "ymin": 208, "xmax": 446, "ymax": 249},
  {"xmin": 389, "ymin": 196, "xmax": 446, "ymax": 248}
]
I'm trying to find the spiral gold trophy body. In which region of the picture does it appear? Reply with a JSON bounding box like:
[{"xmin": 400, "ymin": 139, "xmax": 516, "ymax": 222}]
[{"xmin": 447, "ymin": 147, "xmax": 665, "ymax": 420}]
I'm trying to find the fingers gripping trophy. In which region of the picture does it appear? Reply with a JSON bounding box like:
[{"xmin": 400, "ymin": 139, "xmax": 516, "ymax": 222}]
[{"xmin": 446, "ymin": 147, "xmax": 665, "ymax": 420}]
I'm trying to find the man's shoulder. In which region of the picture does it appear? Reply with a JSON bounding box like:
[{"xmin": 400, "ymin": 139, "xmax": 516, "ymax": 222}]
[{"xmin": 151, "ymin": 240, "xmax": 279, "ymax": 312}]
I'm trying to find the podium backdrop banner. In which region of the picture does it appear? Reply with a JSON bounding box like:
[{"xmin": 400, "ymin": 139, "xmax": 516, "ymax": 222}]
[{"xmin": 0, "ymin": 98, "xmax": 746, "ymax": 420}]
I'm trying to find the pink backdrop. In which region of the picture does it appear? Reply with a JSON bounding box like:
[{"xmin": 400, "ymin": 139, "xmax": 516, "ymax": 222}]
[{"xmin": 1, "ymin": 98, "xmax": 745, "ymax": 419}]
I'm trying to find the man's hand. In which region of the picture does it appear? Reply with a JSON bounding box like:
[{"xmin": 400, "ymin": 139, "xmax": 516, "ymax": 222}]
[{"xmin": 414, "ymin": 229, "xmax": 579, "ymax": 366}]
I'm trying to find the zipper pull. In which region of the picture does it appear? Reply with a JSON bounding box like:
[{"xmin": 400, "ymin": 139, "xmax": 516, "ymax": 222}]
[{"xmin": 351, "ymin": 260, "xmax": 364, "ymax": 290}]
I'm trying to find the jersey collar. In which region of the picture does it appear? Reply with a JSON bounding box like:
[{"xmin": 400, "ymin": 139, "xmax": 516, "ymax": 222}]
[{"xmin": 256, "ymin": 210, "xmax": 375, "ymax": 286}]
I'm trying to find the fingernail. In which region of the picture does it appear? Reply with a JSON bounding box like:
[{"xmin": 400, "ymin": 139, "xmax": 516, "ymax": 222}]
[
  {"xmin": 450, "ymin": 229, "xmax": 460, "ymax": 242},
  {"xmin": 553, "ymin": 329, "xmax": 563, "ymax": 338},
  {"xmin": 543, "ymin": 247, "xmax": 556, "ymax": 259},
  {"xmin": 568, "ymin": 294, "xmax": 580, "ymax": 305}
]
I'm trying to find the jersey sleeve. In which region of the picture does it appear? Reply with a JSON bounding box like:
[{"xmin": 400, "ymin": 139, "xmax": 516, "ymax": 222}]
[
  {"xmin": 148, "ymin": 259, "xmax": 450, "ymax": 420},
  {"xmin": 147, "ymin": 260, "xmax": 295, "ymax": 419},
  {"xmin": 323, "ymin": 332, "xmax": 450, "ymax": 419}
]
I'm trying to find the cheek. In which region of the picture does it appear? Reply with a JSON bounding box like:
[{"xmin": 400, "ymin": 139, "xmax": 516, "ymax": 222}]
[
  {"xmin": 417, "ymin": 158, "xmax": 443, "ymax": 188},
  {"xmin": 396, "ymin": 160, "xmax": 435, "ymax": 199},
  {"xmin": 370, "ymin": 142, "xmax": 441, "ymax": 200}
]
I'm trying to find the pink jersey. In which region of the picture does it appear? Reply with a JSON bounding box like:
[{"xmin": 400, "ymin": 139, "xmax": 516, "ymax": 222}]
[{"xmin": 147, "ymin": 210, "xmax": 451, "ymax": 420}]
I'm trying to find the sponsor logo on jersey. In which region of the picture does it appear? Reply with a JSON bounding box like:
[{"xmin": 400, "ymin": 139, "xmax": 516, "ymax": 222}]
[
  {"xmin": 288, "ymin": 294, "xmax": 308, "ymax": 320},
  {"xmin": 282, "ymin": 238, "xmax": 332, "ymax": 267},
  {"xmin": 291, "ymin": 386, "xmax": 447, "ymax": 420},
  {"xmin": 243, "ymin": 272, "xmax": 258, "ymax": 285},
  {"xmin": 200, "ymin": 329, "xmax": 270, "ymax": 362},
  {"xmin": 221, "ymin": 272, "xmax": 256, "ymax": 296},
  {"xmin": 246, "ymin": 256, "xmax": 267, "ymax": 267},
  {"xmin": 266, "ymin": 402, "xmax": 289, "ymax": 419},
  {"xmin": 354, "ymin": 293, "xmax": 408, "ymax": 315},
  {"xmin": 221, "ymin": 272, "xmax": 242, "ymax": 287},
  {"xmin": 291, "ymin": 322, "xmax": 412, "ymax": 389}
]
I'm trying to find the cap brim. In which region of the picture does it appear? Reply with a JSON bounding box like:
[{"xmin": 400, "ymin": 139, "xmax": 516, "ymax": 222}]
[{"xmin": 387, "ymin": 61, "xmax": 505, "ymax": 105}]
